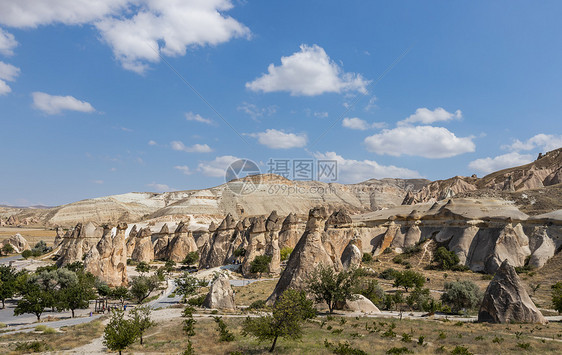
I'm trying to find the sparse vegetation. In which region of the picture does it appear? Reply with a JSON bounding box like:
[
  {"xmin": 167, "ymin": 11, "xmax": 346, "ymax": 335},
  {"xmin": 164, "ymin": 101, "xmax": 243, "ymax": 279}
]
[
  {"xmin": 441, "ymin": 280, "xmax": 482, "ymax": 313},
  {"xmin": 307, "ymin": 264, "xmax": 359, "ymax": 313}
]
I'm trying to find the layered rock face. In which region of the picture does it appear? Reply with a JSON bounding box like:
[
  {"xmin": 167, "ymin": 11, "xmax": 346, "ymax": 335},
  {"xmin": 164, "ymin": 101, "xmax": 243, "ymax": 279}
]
[
  {"xmin": 199, "ymin": 214, "xmax": 238, "ymax": 268},
  {"xmin": 56, "ymin": 222, "xmax": 103, "ymax": 267},
  {"xmin": 152, "ymin": 223, "xmax": 171, "ymax": 260},
  {"xmin": 278, "ymin": 213, "xmax": 303, "ymax": 249},
  {"xmin": 241, "ymin": 211, "xmax": 283, "ymax": 276},
  {"xmin": 0, "ymin": 233, "xmax": 31, "ymax": 253},
  {"xmin": 84, "ymin": 223, "xmax": 128, "ymax": 287},
  {"xmin": 203, "ymin": 273, "xmax": 236, "ymax": 310},
  {"xmin": 267, "ymin": 208, "xmax": 358, "ymax": 303},
  {"xmin": 478, "ymin": 260, "xmax": 547, "ymax": 324},
  {"xmin": 131, "ymin": 227, "xmax": 154, "ymax": 263},
  {"xmin": 166, "ymin": 222, "xmax": 198, "ymax": 262},
  {"xmin": 354, "ymin": 198, "xmax": 562, "ymax": 274}
]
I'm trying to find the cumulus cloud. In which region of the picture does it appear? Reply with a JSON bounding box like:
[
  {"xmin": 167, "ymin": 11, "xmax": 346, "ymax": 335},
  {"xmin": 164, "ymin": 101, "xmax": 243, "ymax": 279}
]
[
  {"xmin": 246, "ymin": 44, "xmax": 369, "ymax": 96},
  {"xmin": 342, "ymin": 117, "xmax": 385, "ymax": 131},
  {"xmin": 502, "ymin": 134, "xmax": 562, "ymax": 153},
  {"xmin": 364, "ymin": 125, "xmax": 475, "ymax": 158},
  {"xmin": 170, "ymin": 141, "xmax": 213, "ymax": 153},
  {"xmin": 147, "ymin": 182, "xmax": 175, "ymax": 192},
  {"xmin": 468, "ymin": 152, "xmax": 534, "ymax": 175},
  {"xmin": 248, "ymin": 129, "xmax": 307, "ymax": 149},
  {"xmin": 0, "ymin": 28, "xmax": 18, "ymax": 55},
  {"xmin": 398, "ymin": 107, "xmax": 462, "ymax": 126},
  {"xmin": 148, "ymin": 140, "xmax": 157, "ymax": 146},
  {"xmin": 185, "ymin": 111, "xmax": 213, "ymax": 125},
  {"xmin": 31, "ymin": 92, "xmax": 95, "ymax": 114},
  {"xmin": 313, "ymin": 152, "xmax": 421, "ymax": 183},
  {"xmin": 197, "ymin": 155, "xmax": 240, "ymax": 177},
  {"xmin": 0, "ymin": 1, "xmax": 249, "ymax": 73},
  {"xmin": 0, "ymin": 61, "xmax": 20, "ymax": 95},
  {"xmin": 174, "ymin": 165, "xmax": 192, "ymax": 175}
]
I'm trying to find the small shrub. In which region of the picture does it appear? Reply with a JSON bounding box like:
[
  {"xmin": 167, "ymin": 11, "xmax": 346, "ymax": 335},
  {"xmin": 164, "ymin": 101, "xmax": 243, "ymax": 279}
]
[
  {"xmin": 392, "ymin": 255, "xmax": 405, "ymax": 264},
  {"xmin": 450, "ymin": 346, "xmax": 473, "ymax": 355},
  {"xmin": 386, "ymin": 347, "xmax": 413, "ymax": 355},
  {"xmin": 401, "ymin": 333, "xmax": 412, "ymax": 342},
  {"xmin": 517, "ymin": 342, "xmax": 531, "ymax": 350},
  {"xmin": 492, "ymin": 336, "xmax": 504, "ymax": 343},
  {"xmin": 0, "ymin": 322, "xmax": 6, "ymax": 328},
  {"xmin": 324, "ymin": 339, "xmax": 367, "ymax": 355},
  {"xmin": 21, "ymin": 250, "xmax": 33, "ymax": 259},
  {"xmin": 15, "ymin": 341, "xmax": 52, "ymax": 353},
  {"xmin": 280, "ymin": 247, "xmax": 293, "ymax": 261},
  {"xmin": 438, "ymin": 331, "xmax": 447, "ymax": 339},
  {"xmin": 213, "ymin": 317, "xmax": 235, "ymax": 342},
  {"xmin": 417, "ymin": 335, "xmax": 425, "ymax": 345},
  {"xmin": 362, "ymin": 253, "xmax": 373, "ymax": 263},
  {"xmin": 379, "ymin": 268, "xmax": 398, "ymax": 280},
  {"xmin": 187, "ymin": 294, "xmax": 206, "ymax": 307},
  {"xmin": 383, "ymin": 248, "xmax": 393, "ymax": 254},
  {"xmin": 402, "ymin": 244, "xmax": 422, "ymax": 256}
]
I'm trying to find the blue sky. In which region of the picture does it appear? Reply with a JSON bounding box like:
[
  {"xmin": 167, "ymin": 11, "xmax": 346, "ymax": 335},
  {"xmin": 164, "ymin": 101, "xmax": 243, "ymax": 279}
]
[{"xmin": 1, "ymin": 0, "xmax": 562, "ymax": 206}]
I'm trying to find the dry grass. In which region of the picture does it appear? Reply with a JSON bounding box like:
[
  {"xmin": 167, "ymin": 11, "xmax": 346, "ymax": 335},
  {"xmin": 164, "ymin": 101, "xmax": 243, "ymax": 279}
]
[
  {"xmin": 0, "ymin": 227, "xmax": 56, "ymax": 247},
  {"xmin": 233, "ymin": 279, "xmax": 278, "ymax": 306},
  {"xmin": 0, "ymin": 319, "xmax": 106, "ymax": 354},
  {"xmin": 128, "ymin": 313, "xmax": 562, "ymax": 354}
]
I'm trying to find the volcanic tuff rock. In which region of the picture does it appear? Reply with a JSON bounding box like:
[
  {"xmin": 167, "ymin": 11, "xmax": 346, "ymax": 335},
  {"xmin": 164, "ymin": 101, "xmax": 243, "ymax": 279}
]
[
  {"xmin": 478, "ymin": 260, "xmax": 547, "ymax": 324},
  {"xmin": 267, "ymin": 207, "xmax": 358, "ymax": 303},
  {"xmin": 339, "ymin": 294, "xmax": 381, "ymax": 314},
  {"xmin": 56, "ymin": 222, "xmax": 103, "ymax": 267},
  {"xmin": 166, "ymin": 222, "xmax": 198, "ymax": 262},
  {"xmin": 84, "ymin": 223, "xmax": 128, "ymax": 287},
  {"xmin": 200, "ymin": 214, "xmax": 239, "ymax": 268},
  {"xmin": 152, "ymin": 223, "xmax": 171, "ymax": 260},
  {"xmin": 202, "ymin": 272, "xmax": 236, "ymax": 310},
  {"xmin": 0, "ymin": 233, "xmax": 30, "ymax": 253},
  {"xmin": 278, "ymin": 213, "xmax": 303, "ymax": 249},
  {"xmin": 131, "ymin": 227, "xmax": 154, "ymax": 263}
]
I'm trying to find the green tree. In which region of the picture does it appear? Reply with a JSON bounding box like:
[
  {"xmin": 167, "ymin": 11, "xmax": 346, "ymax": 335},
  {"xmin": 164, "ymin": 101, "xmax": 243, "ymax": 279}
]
[
  {"xmin": 130, "ymin": 305, "xmax": 154, "ymax": 345},
  {"xmin": 135, "ymin": 261, "xmax": 151, "ymax": 274},
  {"xmin": 182, "ymin": 251, "xmax": 199, "ymax": 265},
  {"xmin": 250, "ymin": 255, "xmax": 272, "ymax": 276},
  {"xmin": 213, "ymin": 316, "xmax": 235, "ymax": 342},
  {"xmin": 182, "ymin": 305, "xmax": 197, "ymax": 336},
  {"xmin": 111, "ymin": 286, "xmax": 130, "ymax": 306},
  {"xmin": 356, "ymin": 279, "xmax": 385, "ymax": 308},
  {"xmin": 393, "ymin": 270, "xmax": 425, "ymax": 292},
  {"xmin": 14, "ymin": 274, "xmax": 51, "ymax": 322},
  {"xmin": 406, "ymin": 287, "xmax": 438, "ymax": 312},
  {"xmin": 0, "ymin": 265, "xmax": 18, "ymax": 308},
  {"xmin": 176, "ymin": 273, "xmax": 200, "ymax": 300},
  {"xmin": 433, "ymin": 247, "xmax": 460, "ymax": 270},
  {"xmin": 441, "ymin": 280, "xmax": 482, "ymax": 313},
  {"xmin": 129, "ymin": 275, "xmax": 160, "ymax": 303},
  {"xmin": 551, "ymin": 282, "xmax": 562, "ymax": 313},
  {"xmin": 1, "ymin": 243, "xmax": 14, "ymax": 256},
  {"xmin": 307, "ymin": 264, "xmax": 358, "ymax": 313},
  {"xmin": 242, "ymin": 289, "xmax": 316, "ymax": 352},
  {"xmin": 103, "ymin": 309, "xmax": 139, "ymax": 355},
  {"xmin": 164, "ymin": 260, "xmax": 176, "ymax": 273},
  {"xmin": 280, "ymin": 247, "xmax": 293, "ymax": 262},
  {"xmin": 58, "ymin": 270, "xmax": 96, "ymax": 317},
  {"xmin": 21, "ymin": 250, "xmax": 33, "ymax": 259}
]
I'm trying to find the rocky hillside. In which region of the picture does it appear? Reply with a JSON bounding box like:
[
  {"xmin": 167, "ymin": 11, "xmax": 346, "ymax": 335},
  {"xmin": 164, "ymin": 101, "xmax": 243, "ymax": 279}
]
[
  {"xmin": 403, "ymin": 147, "xmax": 562, "ymax": 210},
  {"xmin": 0, "ymin": 174, "xmax": 429, "ymax": 227}
]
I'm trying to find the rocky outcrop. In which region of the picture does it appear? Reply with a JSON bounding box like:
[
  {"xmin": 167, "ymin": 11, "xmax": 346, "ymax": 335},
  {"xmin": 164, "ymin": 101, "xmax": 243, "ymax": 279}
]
[
  {"xmin": 202, "ymin": 273, "xmax": 236, "ymax": 310},
  {"xmin": 54, "ymin": 226, "xmax": 65, "ymax": 247},
  {"xmin": 152, "ymin": 224, "xmax": 171, "ymax": 260},
  {"xmin": 338, "ymin": 294, "xmax": 381, "ymax": 314},
  {"xmin": 241, "ymin": 215, "xmax": 268, "ymax": 275},
  {"xmin": 84, "ymin": 223, "xmax": 128, "ymax": 287},
  {"xmin": 478, "ymin": 260, "xmax": 546, "ymax": 324},
  {"xmin": 126, "ymin": 225, "xmax": 139, "ymax": 258},
  {"xmin": 278, "ymin": 213, "xmax": 303, "ymax": 249},
  {"xmin": 166, "ymin": 222, "xmax": 198, "ymax": 262},
  {"xmin": 341, "ymin": 239, "xmax": 362, "ymax": 270},
  {"xmin": 56, "ymin": 222, "xmax": 103, "ymax": 267},
  {"xmin": 199, "ymin": 214, "xmax": 237, "ymax": 268},
  {"xmin": 0, "ymin": 234, "xmax": 31, "ymax": 253},
  {"xmin": 131, "ymin": 227, "xmax": 154, "ymax": 263}
]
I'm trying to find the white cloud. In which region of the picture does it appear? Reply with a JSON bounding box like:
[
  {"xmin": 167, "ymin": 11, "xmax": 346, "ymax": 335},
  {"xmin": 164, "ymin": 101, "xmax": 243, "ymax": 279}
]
[
  {"xmin": 170, "ymin": 140, "xmax": 213, "ymax": 153},
  {"xmin": 237, "ymin": 102, "xmax": 277, "ymax": 120},
  {"xmin": 248, "ymin": 129, "xmax": 307, "ymax": 149},
  {"xmin": 197, "ymin": 155, "xmax": 240, "ymax": 177},
  {"xmin": 92, "ymin": 180, "xmax": 104, "ymax": 184},
  {"xmin": 313, "ymin": 152, "xmax": 421, "ymax": 183},
  {"xmin": 0, "ymin": 1, "xmax": 249, "ymax": 73},
  {"xmin": 364, "ymin": 125, "xmax": 475, "ymax": 158},
  {"xmin": 342, "ymin": 117, "xmax": 385, "ymax": 131},
  {"xmin": 185, "ymin": 111, "xmax": 213, "ymax": 125},
  {"xmin": 246, "ymin": 44, "xmax": 369, "ymax": 96},
  {"xmin": 398, "ymin": 107, "xmax": 462, "ymax": 126},
  {"xmin": 147, "ymin": 182, "xmax": 175, "ymax": 192},
  {"xmin": 148, "ymin": 140, "xmax": 157, "ymax": 146},
  {"xmin": 503, "ymin": 134, "xmax": 562, "ymax": 152},
  {"xmin": 0, "ymin": 28, "xmax": 17, "ymax": 56},
  {"xmin": 31, "ymin": 92, "xmax": 95, "ymax": 114},
  {"xmin": 314, "ymin": 111, "xmax": 328, "ymax": 118},
  {"xmin": 174, "ymin": 165, "xmax": 192, "ymax": 175},
  {"xmin": 0, "ymin": 61, "xmax": 20, "ymax": 95},
  {"xmin": 95, "ymin": 1, "xmax": 250, "ymax": 73},
  {"xmin": 468, "ymin": 152, "xmax": 534, "ymax": 175}
]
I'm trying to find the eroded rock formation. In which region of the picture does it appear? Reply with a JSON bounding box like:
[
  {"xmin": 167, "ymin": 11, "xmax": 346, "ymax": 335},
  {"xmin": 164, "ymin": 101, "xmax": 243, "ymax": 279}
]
[
  {"xmin": 84, "ymin": 223, "xmax": 128, "ymax": 287},
  {"xmin": 202, "ymin": 272, "xmax": 236, "ymax": 310},
  {"xmin": 166, "ymin": 221, "xmax": 198, "ymax": 262},
  {"xmin": 0, "ymin": 233, "xmax": 30, "ymax": 253},
  {"xmin": 478, "ymin": 260, "xmax": 546, "ymax": 324}
]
